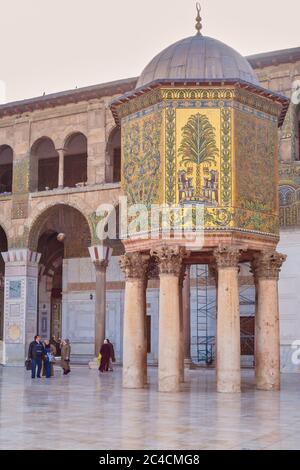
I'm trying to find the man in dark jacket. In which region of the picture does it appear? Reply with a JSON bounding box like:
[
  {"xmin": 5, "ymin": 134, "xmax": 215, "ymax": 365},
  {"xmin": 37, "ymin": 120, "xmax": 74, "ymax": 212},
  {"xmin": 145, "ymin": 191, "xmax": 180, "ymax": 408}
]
[{"xmin": 28, "ymin": 335, "xmax": 45, "ymax": 379}]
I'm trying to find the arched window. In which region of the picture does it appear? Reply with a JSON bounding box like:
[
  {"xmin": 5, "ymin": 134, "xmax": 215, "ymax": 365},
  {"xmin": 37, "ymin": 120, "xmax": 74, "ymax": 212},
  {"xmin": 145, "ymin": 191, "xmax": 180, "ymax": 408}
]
[
  {"xmin": 31, "ymin": 137, "xmax": 58, "ymax": 192},
  {"xmin": 106, "ymin": 127, "xmax": 121, "ymax": 183},
  {"xmin": 0, "ymin": 145, "xmax": 13, "ymax": 194},
  {"xmin": 279, "ymin": 185, "xmax": 296, "ymax": 206},
  {"xmin": 64, "ymin": 133, "xmax": 87, "ymax": 188}
]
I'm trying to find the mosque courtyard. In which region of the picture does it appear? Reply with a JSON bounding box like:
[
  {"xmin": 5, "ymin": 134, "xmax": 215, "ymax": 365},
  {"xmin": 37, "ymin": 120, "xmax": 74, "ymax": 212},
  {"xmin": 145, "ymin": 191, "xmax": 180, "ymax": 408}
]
[{"xmin": 0, "ymin": 365, "xmax": 300, "ymax": 450}]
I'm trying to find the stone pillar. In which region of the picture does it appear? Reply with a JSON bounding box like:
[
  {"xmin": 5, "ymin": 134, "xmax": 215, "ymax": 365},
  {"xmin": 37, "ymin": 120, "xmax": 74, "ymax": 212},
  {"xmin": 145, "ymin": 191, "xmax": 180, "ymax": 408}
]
[
  {"xmin": 182, "ymin": 265, "xmax": 192, "ymax": 366},
  {"xmin": 179, "ymin": 268, "xmax": 185, "ymax": 382},
  {"xmin": 152, "ymin": 246, "xmax": 186, "ymax": 393},
  {"xmin": 214, "ymin": 246, "xmax": 241, "ymax": 393},
  {"xmin": 120, "ymin": 252, "xmax": 149, "ymax": 389},
  {"xmin": 252, "ymin": 251, "xmax": 286, "ymax": 391},
  {"xmin": 89, "ymin": 246, "xmax": 112, "ymax": 357},
  {"xmin": 1, "ymin": 249, "xmax": 41, "ymax": 365},
  {"xmin": 209, "ymin": 263, "xmax": 218, "ymax": 366},
  {"xmin": 57, "ymin": 149, "xmax": 65, "ymax": 189}
]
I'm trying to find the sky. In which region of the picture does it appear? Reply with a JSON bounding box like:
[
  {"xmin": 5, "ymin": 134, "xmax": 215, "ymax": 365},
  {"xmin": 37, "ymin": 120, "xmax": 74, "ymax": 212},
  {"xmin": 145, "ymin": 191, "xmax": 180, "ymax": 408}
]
[{"xmin": 0, "ymin": 0, "xmax": 300, "ymax": 103}]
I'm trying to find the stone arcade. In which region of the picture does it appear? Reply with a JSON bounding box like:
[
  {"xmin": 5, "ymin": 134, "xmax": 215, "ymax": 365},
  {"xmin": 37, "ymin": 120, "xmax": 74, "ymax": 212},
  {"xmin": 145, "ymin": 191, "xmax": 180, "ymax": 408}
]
[{"xmin": 1, "ymin": 8, "xmax": 300, "ymax": 393}]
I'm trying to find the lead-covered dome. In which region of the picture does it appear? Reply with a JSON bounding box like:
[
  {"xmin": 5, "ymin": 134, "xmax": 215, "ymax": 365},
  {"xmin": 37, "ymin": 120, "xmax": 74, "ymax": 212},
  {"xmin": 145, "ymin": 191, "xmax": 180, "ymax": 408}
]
[{"xmin": 136, "ymin": 35, "xmax": 259, "ymax": 89}]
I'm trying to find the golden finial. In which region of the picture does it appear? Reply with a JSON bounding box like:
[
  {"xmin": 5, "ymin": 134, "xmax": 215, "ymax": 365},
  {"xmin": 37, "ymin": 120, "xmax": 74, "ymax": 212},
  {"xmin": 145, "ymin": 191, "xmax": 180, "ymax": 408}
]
[{"xmin": 195, "ymin": 2, "xmax": 202, "ymax": 36}]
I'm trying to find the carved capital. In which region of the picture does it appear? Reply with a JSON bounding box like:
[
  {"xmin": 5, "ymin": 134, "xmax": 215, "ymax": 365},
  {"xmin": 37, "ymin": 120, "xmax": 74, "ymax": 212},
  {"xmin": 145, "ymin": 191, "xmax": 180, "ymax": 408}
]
[
  {"xmin": 213, "ymin": 246, "xmax": 241, "ymax": 269},
  {"xmin": 146, "ymin": 257, "xmax": 160, "ymax": 280},
  {"xmin": 119, "ymin": 252, "xmax": 149, "ymax": 280},
  {"xmin": 252, "ymin": 251, "xmax": 287, "ymax": 280},
  {"xmin": 93, "ymin": 259, "xmax": 109, "ymax": 272},
  {"xmin": 151, "ymin": 246, "xmax": 186, "ymax": 277}
]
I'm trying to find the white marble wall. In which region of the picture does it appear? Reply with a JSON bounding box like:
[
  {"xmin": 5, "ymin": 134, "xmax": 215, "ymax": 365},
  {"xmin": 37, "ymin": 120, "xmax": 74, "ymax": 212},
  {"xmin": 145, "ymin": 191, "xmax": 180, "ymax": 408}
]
[
  {"xmin": 38, "ymin": 275, "xmax": 51, "ymax": 341},
  {"xmin": 62, "ymin": 256, "xmax": 125, "ymax": 363},
  {"xmin": 278, "ymin": 230, "xmax": 300, "ymax": 373}
]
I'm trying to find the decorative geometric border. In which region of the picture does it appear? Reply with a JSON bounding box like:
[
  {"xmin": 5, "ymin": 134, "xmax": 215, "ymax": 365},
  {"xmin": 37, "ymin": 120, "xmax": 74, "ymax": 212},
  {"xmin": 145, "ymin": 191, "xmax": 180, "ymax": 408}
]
[
  {"xmin": 220, "ymin": 108, "xmax": 232, "ymax": 206},
  {"xmin": 165, "ymin": 107, "xmax": 176, "ymax": 205}
]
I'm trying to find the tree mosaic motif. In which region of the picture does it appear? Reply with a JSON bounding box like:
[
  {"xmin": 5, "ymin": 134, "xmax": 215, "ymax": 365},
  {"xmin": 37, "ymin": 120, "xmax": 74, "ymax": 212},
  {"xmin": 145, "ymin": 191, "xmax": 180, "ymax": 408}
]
[{"xmin": 178, "ymin": 113, "xmax": 218, "ymax": 198}]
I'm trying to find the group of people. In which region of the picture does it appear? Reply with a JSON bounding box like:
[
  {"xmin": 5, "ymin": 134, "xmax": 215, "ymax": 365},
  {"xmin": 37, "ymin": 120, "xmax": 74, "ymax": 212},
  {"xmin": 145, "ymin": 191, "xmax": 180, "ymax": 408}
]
[
  {"xmin": 27, "ymin": 335, "xmax": 71, "ymax": 379},
  {"xmin": 28, "ymin": 335, "xmax": 116, "ymax": 378}
]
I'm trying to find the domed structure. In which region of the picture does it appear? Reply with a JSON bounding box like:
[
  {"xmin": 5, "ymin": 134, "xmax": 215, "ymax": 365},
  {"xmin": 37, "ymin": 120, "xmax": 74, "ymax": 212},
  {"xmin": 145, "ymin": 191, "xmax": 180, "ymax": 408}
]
[{"xmin": 136, "ymin": 35, "xmax": 259, "ymax": 89}]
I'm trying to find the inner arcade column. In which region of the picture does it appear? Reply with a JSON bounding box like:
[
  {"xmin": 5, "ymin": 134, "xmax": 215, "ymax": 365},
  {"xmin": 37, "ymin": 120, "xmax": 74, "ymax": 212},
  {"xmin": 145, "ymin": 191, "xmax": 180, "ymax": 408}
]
[
  {"xmin": 182, "ymin": 265, "xmax": 192, "ymax": 367},
  {"xmin": 89, "ymin": 246, "xmax": 112, "ymax": 357},
  {"xmin": 1, "ymin": 249, "xmax": 41, "ymax": 365},
  {"xmin": 152, "ymin": 246, "xmax": 186, "ymax": 393},
  {"xmin": 57, "ymin": 149, "xmax": 65, "ymax": 189},
  {"xmin": 120, "ymin": 252, "xmax": 149, "ymax": 389},
  {"xmin": 252, "ymin": 251, "xmax": 286, "ymax": 391},
  {"xmin": 214, "ymin": 246, "xmax": 241, "ymax": 393}
]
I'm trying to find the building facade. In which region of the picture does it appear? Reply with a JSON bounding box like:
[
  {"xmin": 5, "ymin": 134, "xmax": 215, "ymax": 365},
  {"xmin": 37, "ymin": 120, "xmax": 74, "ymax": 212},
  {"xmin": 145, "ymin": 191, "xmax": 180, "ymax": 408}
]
[{"xmin": 0, "ymin": 45, "xmax": 300, "ymax": 373}]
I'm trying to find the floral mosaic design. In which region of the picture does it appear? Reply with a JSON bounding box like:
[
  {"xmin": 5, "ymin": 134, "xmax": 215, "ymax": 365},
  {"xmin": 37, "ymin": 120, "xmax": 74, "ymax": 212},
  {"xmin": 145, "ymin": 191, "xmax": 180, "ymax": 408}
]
[
  {"xmin": 122, "ymin": 110, "xmax": 162, "ymax": 207},
  {"xmin": 235, "ymin": 110, "xmax": 278, "ymax": 233}
]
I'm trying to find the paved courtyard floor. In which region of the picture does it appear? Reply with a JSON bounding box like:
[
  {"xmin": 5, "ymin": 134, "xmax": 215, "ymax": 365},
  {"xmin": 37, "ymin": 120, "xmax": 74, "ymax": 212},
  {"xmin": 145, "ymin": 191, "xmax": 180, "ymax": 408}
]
[{"xmin": 0, "ymin": 365, "xmax": 300, "ymax": 450}]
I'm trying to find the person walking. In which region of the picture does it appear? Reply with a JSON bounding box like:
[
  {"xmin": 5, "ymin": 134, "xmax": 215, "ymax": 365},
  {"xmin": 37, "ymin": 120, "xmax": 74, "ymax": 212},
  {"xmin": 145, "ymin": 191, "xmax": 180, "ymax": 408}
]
[
  {"xmin": 99, "ymin": 339, "xmax": 111, "ymax": 373},
  {"xmin": 106, "ymin": 339, "xmax": 116, "ymax": 372},
  {"xmin": 42, "ymin": 340, "xmax": 56, "ymax": 378},
  {"xmin": 28, "ymin": 335, "xmax": 45, "ymax": 379},
  {"xmin": 61, "ymin": 339, "xmax": 71, "ymax": 375}
]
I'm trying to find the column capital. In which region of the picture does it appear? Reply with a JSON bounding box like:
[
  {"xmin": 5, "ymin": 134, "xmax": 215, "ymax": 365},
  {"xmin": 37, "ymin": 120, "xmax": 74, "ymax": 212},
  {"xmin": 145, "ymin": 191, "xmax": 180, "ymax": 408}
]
[
  {"xmin": 119, "ymin": 252, "xmax": 149, "ymax": 280},
  {"xmin": 252, "ymin": 251, "xmax": 287, "ymax": 280},
  {"xmin": 213, "ymin": 246, "xmax": 241, "ymax": 269},
  {"xmin": 89, "ymin": 245, "xmax": 112, "ymax": 269},
  {"xmin": 151, "ymin": 246, "xmax": 186, "ymax": 277},
  {"xmin": 1, "ymin": 249, "xmax": 41, "ymax": 265}
]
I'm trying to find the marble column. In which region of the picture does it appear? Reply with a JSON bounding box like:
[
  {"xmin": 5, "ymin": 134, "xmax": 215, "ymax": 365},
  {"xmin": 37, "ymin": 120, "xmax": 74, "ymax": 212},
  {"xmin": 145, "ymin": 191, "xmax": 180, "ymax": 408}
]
[
  {"xmin": 208, "ymin": 263, "xmax": 218, "ymax": 366},
  {"xmin": 152, "ymin": 246, "xmax": 186, "ymax": 393},
  {"xmin": 93, "ymin": 261, "xmax": 108, "ymax": 356},
  {"xmin": 214, "ymin": 246, "xmax": 241, "ymax": 393},
  {"xmin": 88, "ymin": 245, "xmax": 112, "ymax": 358},
  {"xmin": 252, "ymin": 251, "xmax": 286, "ymax": 391},
  {"xmin": 120, "ymin": 252, "xmax": 149, "ymax": 389},
  {"xmin": 57, "ymin": 149, "xmax": 65, "ymax": 189},
  {"xmin": 1, "ymin": 249, "xmax": 41, "ymax": 365},
  {"xmin": 182, "ymin": 266, "xmax": 192, "ymax": 366},
  {"xmin": 179, "ymin": 268, "xmax": 185, "ymax": 382}
]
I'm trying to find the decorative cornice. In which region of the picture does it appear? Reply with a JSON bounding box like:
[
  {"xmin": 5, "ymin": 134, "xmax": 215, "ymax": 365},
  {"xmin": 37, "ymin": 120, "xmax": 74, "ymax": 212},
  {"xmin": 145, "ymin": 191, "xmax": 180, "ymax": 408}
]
[
  {"xmin": 110, "ymin": 80, "xmax": 289, "ymax": 127},
  {"xmin": 151, "ymin": 246, "xmax": 186, "ymax": 277},
  {"xmin": 119, "ymin": 252, "xmax": 149, "ymax": 280},
  {"xmin": 213, "ymin": 246, "xmax": 241, "ymax": 269},
  {"xmin": 252, "ymin": 251, "xmax": 287, "ymax": 280},
  {"xmin": 0, "ymin": 77, "xmax": 137, "ymax": 119}
]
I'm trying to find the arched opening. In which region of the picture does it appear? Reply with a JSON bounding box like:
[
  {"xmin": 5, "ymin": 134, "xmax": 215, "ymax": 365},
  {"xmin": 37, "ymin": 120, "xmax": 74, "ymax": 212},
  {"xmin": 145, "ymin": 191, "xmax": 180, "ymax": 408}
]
[
  {"xmin": 106, "ymin": 127, "xmax": 121, "ymax": 183},
  {"xmin": 0, "ymin": 145, "xmax": 13, "ymax": 194},
  {"xmin": 64, "ymin": 133, "xmax": 87, "ymax": 188},
  {"xmin": 29, "ymin": 205, "xmax": 91, "ymax": 354},
  {"xmin": 31, "ymin": 137, "xmax": 59, "ymax": 192},
  {"xmin": 0, "ymin": 226, "xmax": 8, "ymax": 341}
]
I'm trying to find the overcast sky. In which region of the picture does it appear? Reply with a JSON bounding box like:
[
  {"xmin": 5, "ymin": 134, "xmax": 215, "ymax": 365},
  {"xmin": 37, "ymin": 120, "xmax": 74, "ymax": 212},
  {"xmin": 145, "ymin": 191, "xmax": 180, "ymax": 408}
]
[{"xmin": 0, "ymin": 0, "xmax": 299, "ymax": 103}]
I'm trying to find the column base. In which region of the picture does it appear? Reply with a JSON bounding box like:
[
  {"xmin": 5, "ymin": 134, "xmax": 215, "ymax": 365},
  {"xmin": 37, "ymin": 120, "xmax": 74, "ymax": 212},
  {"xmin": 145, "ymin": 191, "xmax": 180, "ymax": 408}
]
[
  {"xmin": 256, "ymin": 375, "xmax": 280, "ymax": 391},
  {"xmin": 184, "ymin": 358, "xmax": 193, "ymax": 368},
  {"xmin": 159, "ymin": 376, "xmax": 180, "ymax": 393},
  {"xmin": 217, "ymin": 371, "xmax": 241, "ymax": 393},
  {"xmin": 123, "ymin": 368, "xmax": 145, "ymax": 389}
]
